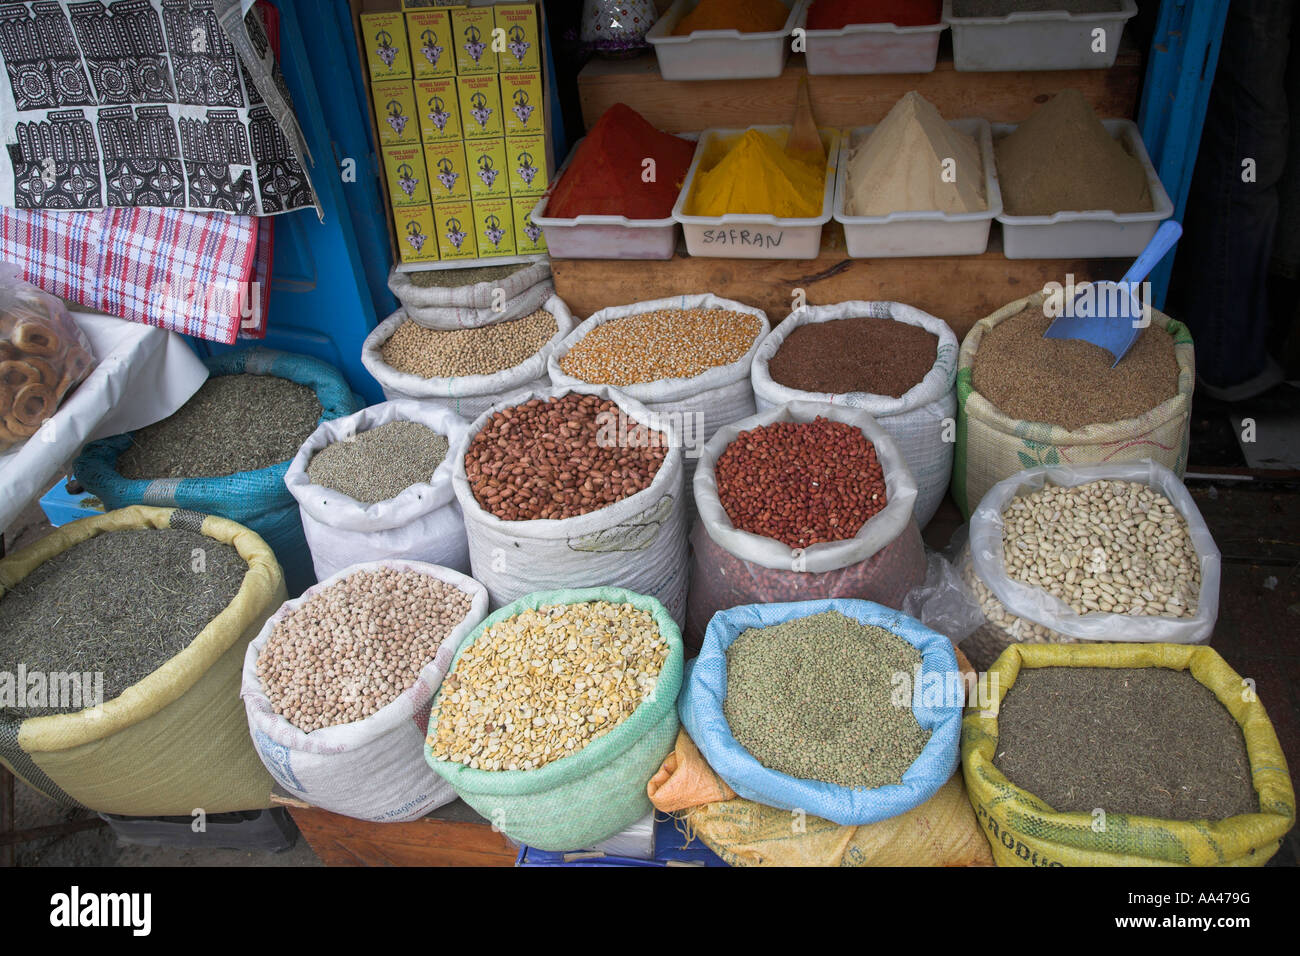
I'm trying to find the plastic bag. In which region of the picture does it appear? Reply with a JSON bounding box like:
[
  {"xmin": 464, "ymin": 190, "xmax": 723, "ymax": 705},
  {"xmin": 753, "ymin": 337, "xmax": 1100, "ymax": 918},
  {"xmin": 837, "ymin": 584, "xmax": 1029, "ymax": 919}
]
[
  {"xmin": 387, "ymin": 260, "xmax": 551, "ymax": 321},
  {"xmin": 0, "ymin": 267, "xmax": 95, "ymax": 450}
]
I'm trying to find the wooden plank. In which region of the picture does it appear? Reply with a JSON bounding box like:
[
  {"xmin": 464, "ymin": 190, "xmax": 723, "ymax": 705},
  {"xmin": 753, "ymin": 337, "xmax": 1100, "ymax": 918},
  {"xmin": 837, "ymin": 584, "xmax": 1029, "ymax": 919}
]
[
  {"xmin": 578, "ymin": 44, "xmax": 1143, "ymax": 133},
  {"xmin": 285, "ymin": 803, "xmax": 517, "ymax": 867}
]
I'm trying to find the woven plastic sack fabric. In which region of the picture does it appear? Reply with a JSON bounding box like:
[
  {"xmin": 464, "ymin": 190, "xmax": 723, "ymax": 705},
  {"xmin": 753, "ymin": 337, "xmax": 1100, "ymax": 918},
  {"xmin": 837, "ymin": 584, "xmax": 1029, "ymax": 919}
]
[
  {"xmin": 241, "ymin": 560, "xmax": 488, "ymax": 823},
  {"xmin": 751, "ymin": 301, "xmax": 957, "ymax": 528},
  {"xmin": 680, "ymin": 599, "xmax": 963, "ymax": 827},
  {"xmin": 284, "ymin": 400, "xmax": 472, "ymax": 581},
  {"xmin": 963, "ymin": 642, "xmax": 1296, "ymax": 866},
  {"xmin": 387, "ymin": 260, "xmax": 551, "ymax": 320},
  {"xmin": 424, "ymin": 586, "xmax": 683, "ymax": 851},
  {"xmin": 361, "ymin": 294, "xmax": 575, "ymax": 420},
  {"xmin": 953, "ymin": 291, "xmax": 1195, "ymax": 518},
  {"xmin": 453, "ymin": 384, "xmax": 690, "ymax": 624},
  {"xmin": 0, "ymin": 506, "xmax": 282, "ymax": 815}
]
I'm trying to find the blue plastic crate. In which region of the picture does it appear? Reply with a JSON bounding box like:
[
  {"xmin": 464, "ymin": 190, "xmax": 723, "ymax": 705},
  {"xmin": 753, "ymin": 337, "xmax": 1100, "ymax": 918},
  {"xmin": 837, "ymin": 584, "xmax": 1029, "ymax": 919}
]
[
  {"xmin": 39, "ymin": 482, "xmax": 105, "ymax": 527},
  {"xmin": 516, "ymin": 814, "xmax": 728, "ymax": 867}
]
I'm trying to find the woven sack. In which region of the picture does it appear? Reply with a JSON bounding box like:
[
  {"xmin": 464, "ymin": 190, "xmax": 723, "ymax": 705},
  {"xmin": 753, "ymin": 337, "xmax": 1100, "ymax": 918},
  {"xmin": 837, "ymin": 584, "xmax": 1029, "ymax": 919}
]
[{"xmin": 387, "ymin": 260, "xmax": 551, "ymax": 322}]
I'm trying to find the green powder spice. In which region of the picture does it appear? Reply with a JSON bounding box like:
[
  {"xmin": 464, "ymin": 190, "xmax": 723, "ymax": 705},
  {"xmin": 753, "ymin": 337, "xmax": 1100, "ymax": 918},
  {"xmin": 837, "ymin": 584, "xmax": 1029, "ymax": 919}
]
[
  {"xmin": 307, "ymin": 420, "xmax": 450, "ymax": 505},
  {"xmin": 0, "ymin": 529, "xmax": 247, "ymax": 718},
  {"xmin": 406, "ymin": 264, "xmax": 528, "ymax": 288},
  {"xmin": 119, "ymin": 374, "xmax": 323, "ymax": 480},
  {"xmin": 724, "ymin": 611, "xmax": 931, "ymax": 789}
]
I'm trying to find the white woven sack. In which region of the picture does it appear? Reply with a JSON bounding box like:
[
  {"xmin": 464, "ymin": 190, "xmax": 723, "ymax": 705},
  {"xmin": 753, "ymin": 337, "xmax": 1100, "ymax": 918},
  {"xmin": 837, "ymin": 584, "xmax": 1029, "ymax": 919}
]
[
  {"xmin": 361, "ymin": 293, "xmax": 575, "ymax": 421},
  {"xmin": 284, "ymin": 400, "xmax": 471, "ymax": 581},
  {"xmin": 452, "ymin": 384, "xmax": 690, "ymax": 624},
  {"xmin": 240, "ymin": 560, "xmax": 488, "ymax": 822},
  {"xmin": 387, "ymin": 260, "xmax": 552, "ymax": 320},
  {"xmin": 694, "ymin": 401, "xmax": 919, "ymax": 574},
  {"xmin": 751, "ymin": 301, "xmax": 957, "ymax": 528}
]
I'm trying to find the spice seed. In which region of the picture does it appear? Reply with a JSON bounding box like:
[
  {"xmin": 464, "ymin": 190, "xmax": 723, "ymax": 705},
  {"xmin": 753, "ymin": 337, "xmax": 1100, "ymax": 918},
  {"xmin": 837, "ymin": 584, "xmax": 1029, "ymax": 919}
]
[
  {"xmin": 768, "ymin": 316, "xmax": 938, "ymax": 399},
  {"xmin": 307, "ymin": 421, "xmax": 449, "ymax": 505}
]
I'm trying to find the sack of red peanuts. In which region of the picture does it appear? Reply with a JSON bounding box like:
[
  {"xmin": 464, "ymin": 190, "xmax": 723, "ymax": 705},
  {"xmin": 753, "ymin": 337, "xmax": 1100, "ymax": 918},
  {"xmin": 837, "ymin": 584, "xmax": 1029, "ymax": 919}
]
[{"xmin": 686, "ymin": 401, "xmax": 927, "ymax": 648}]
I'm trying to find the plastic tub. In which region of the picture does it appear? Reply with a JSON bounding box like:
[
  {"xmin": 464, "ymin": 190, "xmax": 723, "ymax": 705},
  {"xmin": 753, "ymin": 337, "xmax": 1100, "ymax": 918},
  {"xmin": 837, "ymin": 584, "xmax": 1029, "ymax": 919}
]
[
  {"xmin": 994, "ymin": 118, "xmax": 1172, "ymax": 260},
  {"xmin": 530, "ymin": 134, "xmax": 697, "ymax": 260},
  {"xmin": 646, "ymin": 0, "xmax": 805, "ymax": 81},
  {"xmin": 834, "ymin": 118, "xmax": 1001, "ymax": 257},
  {"xmin": 673, "ymin": 125, "xmax": 839, "ymax": 260},
  {"xmin": 943, "ymin": 0, "xmax": 1138, "ymax": 72},
  {"xmin": 799, "ymin": 5, "xmax": 945, "ymax": 75}
]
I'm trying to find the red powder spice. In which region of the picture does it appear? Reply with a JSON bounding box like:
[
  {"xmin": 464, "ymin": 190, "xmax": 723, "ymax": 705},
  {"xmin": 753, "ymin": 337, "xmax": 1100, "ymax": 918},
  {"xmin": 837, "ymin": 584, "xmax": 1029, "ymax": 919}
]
[
  {"xmin": 806, "ymin": 0, "xmax": 942, "ymax": 29},
  {"xmin": 546, "ymin": 103, "xmax": 696, "ymax": 220}
]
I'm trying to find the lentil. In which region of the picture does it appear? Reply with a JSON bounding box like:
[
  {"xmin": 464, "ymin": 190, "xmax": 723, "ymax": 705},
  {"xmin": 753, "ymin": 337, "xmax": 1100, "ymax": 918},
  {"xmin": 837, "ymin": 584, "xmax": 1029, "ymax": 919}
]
[
  {"xmin": 119, "ymin": 374, "xmax": 322, "ymax": 479},
  {"xmin": 768, "ymin": 317, "xmax": 938, "ymax": 398},
  {"xmin": 0, "ymin": 529, "xmax": 246, "ymax": 717},
  {"xmin": 380, "ymin": 308, "xmax": 557, "ymax": 378},
  {"xmin": 465, "ymin": 393, "xmax": 667, "ymax": 521},
  {"xmin": 307, "ymin": 421, "xmax": 450, "ymax": 505},
  {"xmin": 715, "ymin": 417, "xmax": 887, "ymax": 548},
  {"xmin": 256, "ymin": 567, "xmax": 473, "ymax": 733},
  {"xmin": 559, "ymin": 308, "xmax": 762, "ymax": 385},
  {"xmin": 428, "ymin": 601, "xmax": 668, "ymax": 771},
  {"xmin": 724, "ymin": 611, "xmax": 930, "ymax": 789},
  {"xmin": 406, "ymin": 263, "xmax": 527, "ymax": 288},
  {"xmin": 994, "ymin": 666, "xmax": 1257, "ymax": 821},
  {"xmin": 972, "ymin": 303, "xmax": 1178, "ymax": 430}
]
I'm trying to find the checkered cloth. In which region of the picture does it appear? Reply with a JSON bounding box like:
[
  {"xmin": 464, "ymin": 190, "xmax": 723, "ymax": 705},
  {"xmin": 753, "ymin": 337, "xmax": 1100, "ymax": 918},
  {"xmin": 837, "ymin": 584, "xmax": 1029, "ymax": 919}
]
[{"xmin": 0, "ymin": 206, "xmax": 271, "ymax": 343}]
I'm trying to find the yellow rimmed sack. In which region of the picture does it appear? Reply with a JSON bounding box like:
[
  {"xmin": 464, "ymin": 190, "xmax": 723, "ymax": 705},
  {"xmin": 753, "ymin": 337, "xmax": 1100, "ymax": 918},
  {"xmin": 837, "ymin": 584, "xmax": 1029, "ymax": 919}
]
[
  {"xmin": 953, "ymin": 291, "xmax": 1195, "ymax": 518},
  {"xmin": 0, "ymin": 506, "xmax": 283, "ymax": 815},
  {"xmin": 962, "ymin": 642, "xmax": 1295, "ymax": 867}
]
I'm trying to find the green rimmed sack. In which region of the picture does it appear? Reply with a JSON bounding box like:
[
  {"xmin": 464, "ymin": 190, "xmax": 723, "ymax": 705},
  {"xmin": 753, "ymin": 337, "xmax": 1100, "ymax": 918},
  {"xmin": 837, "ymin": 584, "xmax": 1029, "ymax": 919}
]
[
  {"xmin": 953, "ymin": 291, "xmax": 1195, "ymax": 518},
  {"xmin": 0, "ymin": 506, "xmax": 283, "ymax": 816},
  {"xmin": 962, "ymin": 642, "xmax": 1296, "ymax": 867},
  {"xmin": 425, "ymin": 586, "xmax": 683, "ymax": 851}
]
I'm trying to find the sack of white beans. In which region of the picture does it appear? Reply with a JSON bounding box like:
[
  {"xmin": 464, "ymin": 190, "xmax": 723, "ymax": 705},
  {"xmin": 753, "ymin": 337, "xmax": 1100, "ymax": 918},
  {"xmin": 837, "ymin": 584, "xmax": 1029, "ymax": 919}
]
[
  {"xmin": 958, "ymin": 460, "xmax": 1221, "ymax": 671},
  {"xmin": 386, "ymin": 261, "xmax": 552, "ymax": 327},
  {"xmin": 240, "ymin": 560, "xmax": 488, "ymax": 822}
]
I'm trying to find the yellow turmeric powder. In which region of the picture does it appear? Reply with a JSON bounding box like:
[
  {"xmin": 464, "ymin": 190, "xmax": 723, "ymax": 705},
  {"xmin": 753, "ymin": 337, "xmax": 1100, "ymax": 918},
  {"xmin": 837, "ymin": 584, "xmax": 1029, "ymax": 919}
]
[
  {"xmin": 686, "ymin": 129, "xmax": 825, "ymax": 218},
  {"xmin": 673, "ymin": 0, "xmax": 790, "ymax": 35}
]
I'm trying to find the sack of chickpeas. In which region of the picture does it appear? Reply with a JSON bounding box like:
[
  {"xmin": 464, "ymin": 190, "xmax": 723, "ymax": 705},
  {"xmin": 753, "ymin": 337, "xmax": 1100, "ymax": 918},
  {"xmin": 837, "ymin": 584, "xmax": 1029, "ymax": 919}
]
[
  {"xmin": 452, "ymin": 385, "xmax": 690, "ymax": 624},
  {"xmin": 240, "ymin": 560, "xmax": 488, "ymax": 822},
  {"xmin": 360, "ymin": 294, "xmax": 574, "ymax": 421},
  {"xmin": 284, "ymin": 400, "xmax": 472, "ymax": 581},
  {"xmin": 957, "ymin": 461, "xmax": 1220, "ymax": 672},
  {"xmin": 386, "ymin": 261, "xmax": 552, "ymax": 327},
  {"xmin": 687, "ymin": 402, "xmax": 927, "ymax": 648}
]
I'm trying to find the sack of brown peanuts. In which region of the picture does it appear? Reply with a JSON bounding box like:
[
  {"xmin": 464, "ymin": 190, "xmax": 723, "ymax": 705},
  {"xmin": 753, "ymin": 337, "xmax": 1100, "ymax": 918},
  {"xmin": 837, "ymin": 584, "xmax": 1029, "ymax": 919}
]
[
  {"xmin": 686, "ymin": 402, "xmax": 927, "ymax": 649},
  {"xmin": 957, "ymin": 461, "xmax": 1221, "ymax": 671}
]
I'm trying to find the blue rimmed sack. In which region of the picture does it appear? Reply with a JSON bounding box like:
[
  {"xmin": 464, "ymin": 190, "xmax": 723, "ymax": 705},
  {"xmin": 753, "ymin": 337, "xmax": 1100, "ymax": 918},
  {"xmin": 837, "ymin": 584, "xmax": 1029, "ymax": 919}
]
[
  {"xmin": 72, "ymin": 348, "xmax": 358, "ymax": 595},
  {"xmin": 679, "ymin": 598, "xmax": 962, "ymax": 827}
]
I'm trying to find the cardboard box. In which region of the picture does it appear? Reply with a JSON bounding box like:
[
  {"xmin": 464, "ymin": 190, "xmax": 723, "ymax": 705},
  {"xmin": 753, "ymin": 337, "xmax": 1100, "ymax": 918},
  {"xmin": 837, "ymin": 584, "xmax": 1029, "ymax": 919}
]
[
  {"xmin": 406, "ymin": 9, "xmax": 455, "ymax": 78},
  {"xmin": 512, "ymin": 193, "xmax": 547, "ymax": 255},
  {"xmin": 360, "ymin": 12, "xmax": 412, "ymax": 81},
  {"xmin": 451, "ymin": 7, "xmax": 497, "ymax": 75},
  {"xmin": 464, "ymin": 137, "xmax": 509, "ymax": 201},
  {"xmin": 433, "ymin": 199, "xmax": 479, "ymax": 260},
  {"xmin": 458, "ymin": 73, "xmax": 503, "ymax": 141},
  {"xmin": 424, "ymin": 139, "xmax": 470, "ymax": 202},
  {"xmin": 394, "ymin": 204, "xmax": 440, "ymax": 263},
  {"xmin": 499, "ymin": 71, "xmax": 543, "ymax": 137},
  {"xmin": 414, "ymin": 76, "xmax": 462, "ymax": 142},
  {"xmin": 473, "ymin": 196, "xmax": 517, "ymax": 257},
  {"xmin": 372, "ymin": 79, "xmax": 419, "ymax": 146},
  {"xmin": 505, "ymin": 133, "xmax": 547, "ymax": 197},
  {"xmin": 382, "ymin": 143, "xmax": 431, "ymax": 207},
  {"xmin": 494, "ymin": 3, "xmax": 540, "ymax": 73},
  {"xmin": 402, "ymin": 1, "xmax": 467, "ymax": 8}
]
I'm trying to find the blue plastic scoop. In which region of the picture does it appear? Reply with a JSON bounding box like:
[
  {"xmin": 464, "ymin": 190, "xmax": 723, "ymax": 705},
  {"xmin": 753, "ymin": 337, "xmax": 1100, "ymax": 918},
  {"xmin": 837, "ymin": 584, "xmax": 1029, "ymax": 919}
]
[{"xmin": 1043, "ymin": 220, "xmax": 1183, "ymax": 367}]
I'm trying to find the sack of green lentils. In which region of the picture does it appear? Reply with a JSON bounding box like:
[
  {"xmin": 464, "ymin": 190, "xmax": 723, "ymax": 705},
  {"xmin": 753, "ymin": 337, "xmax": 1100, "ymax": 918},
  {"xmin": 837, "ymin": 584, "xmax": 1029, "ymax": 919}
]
[
  {"xmin": 283, "ymin": 400, "xmax": 472, "ymax": 581},
  {"xmin": 386, "ymin": 261, "xmax": 552, "ymax": 327},
  {"xmin": 0, "ymin": 506, "xmax": 282, "ymax": 816},
  {"xmin": 687, "ymin": 401, "xmax": 926, "ymax": 648},
  {"xmin": 750, "ymin": 301, "xmax": 957, "ymax": 529},
  {"xmin": 957, "ymin": 461, "xmax": 1220, "ymax": 671},
  {"xmin": 360, "ymin": 294, "xmax": 575, "ymax": 421},
  {"xmin": 425, "ymin": 586, "xmax": 683, "ymax": 851},
  {"xmin": 953, "ymin": 290, "xmax": 1195, "ymax": 518}
]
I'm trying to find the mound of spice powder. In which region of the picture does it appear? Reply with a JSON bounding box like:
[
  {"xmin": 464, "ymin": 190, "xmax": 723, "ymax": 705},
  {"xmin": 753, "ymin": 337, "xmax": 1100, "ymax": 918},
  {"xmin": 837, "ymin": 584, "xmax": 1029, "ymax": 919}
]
[
  {"xmin": 673, "ymin": 0, "xmax": 789, "ymax": 34},
  {"xmin": 807, "ymin": 0, "xmax": 941, "ymax": 30},
  {"xmin": 546, "ymin": 103, "xmax": 695, "ymax": 220},
  {"xmin": 686, "ymin": 129, "xmax": 825, "ymax": 218}
]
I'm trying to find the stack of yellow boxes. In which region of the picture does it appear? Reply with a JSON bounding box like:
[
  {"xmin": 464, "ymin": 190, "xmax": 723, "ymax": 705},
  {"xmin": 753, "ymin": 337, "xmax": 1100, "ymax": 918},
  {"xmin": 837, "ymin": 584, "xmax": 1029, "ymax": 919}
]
[{"xmin": 361, "ymin": 2, "xmax": 549, "ymax": 266}]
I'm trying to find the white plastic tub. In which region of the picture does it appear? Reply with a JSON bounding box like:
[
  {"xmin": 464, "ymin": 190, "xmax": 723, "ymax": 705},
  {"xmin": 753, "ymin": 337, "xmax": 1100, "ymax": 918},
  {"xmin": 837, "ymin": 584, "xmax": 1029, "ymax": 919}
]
[
  {"xmin": 646, "ymin": 0, "xmax": 805, "ymax": 81},
  {"xmin": 530, "ymin": 134, "xmax": 696, "ymax": 260},
  {"xmin": 673, "ymin": 125, "xmax": 838, "ymax": 260},
  {"xmin": 799, "ymin": 5, "xmax": 945, "ymax": 75},
  {"xmin": 943, "ymin": 0, "xmax": 1137, "ymax": 72},
  {"xmin": 834, "ymin": 118, "xmax": 1001, "ymax": 257},
  {"xmin": 995, "ymin": 118, "xmax": 1172, "ymax": 260}
]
